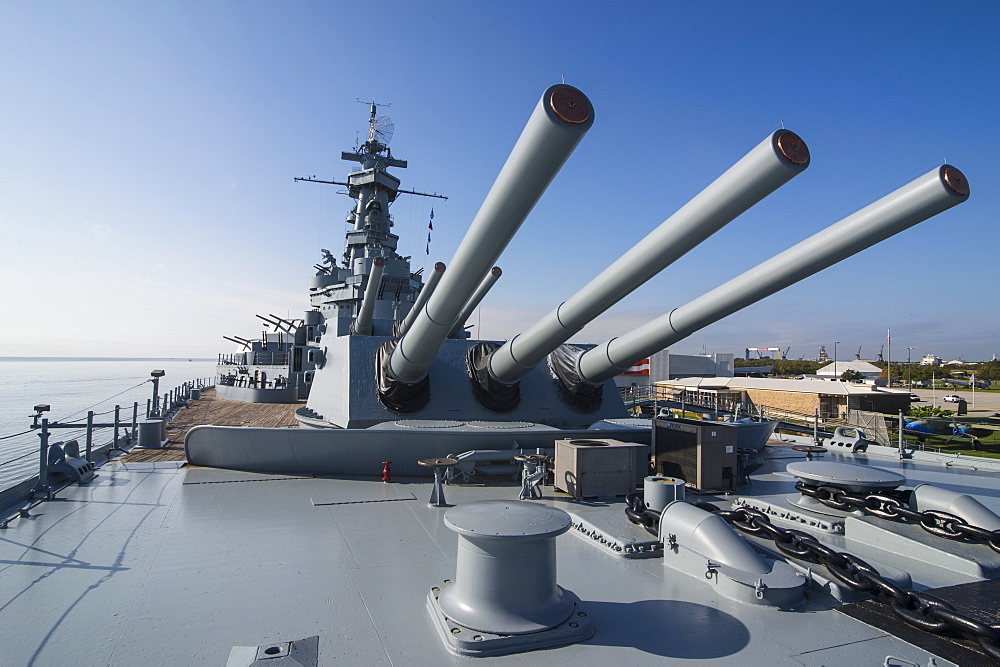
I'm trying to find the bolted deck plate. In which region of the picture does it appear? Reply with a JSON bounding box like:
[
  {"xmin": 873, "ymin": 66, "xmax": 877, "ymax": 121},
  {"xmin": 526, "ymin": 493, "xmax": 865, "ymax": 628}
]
[{"xmin": 426, "ymin": 585, "xmax": 593, "ymax": 657}]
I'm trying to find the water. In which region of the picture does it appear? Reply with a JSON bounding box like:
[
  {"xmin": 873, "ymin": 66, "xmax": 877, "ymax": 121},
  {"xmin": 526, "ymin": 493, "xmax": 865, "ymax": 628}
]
[{"xmin": 0, "ymin": 358, "xmax": 218, "ymax": 490}]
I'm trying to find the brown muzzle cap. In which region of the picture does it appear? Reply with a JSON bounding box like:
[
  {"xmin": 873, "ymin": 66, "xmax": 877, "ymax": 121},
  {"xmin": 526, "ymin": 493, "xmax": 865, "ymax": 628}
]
[
  {"xmin": 549, "ymin": 85, "xmax": 592, "ymax": 125},
  {"xmin": 942, "ymin": 166, "xmax": 969, "ymax": 196},
  {"xmin": 775, "ymin": 131, "xmax": 810, "ymax": 165}
]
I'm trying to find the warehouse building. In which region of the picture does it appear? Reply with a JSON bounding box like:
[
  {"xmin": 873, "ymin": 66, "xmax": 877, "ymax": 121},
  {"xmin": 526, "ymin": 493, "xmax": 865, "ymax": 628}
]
[{"xmin": 654, "ymin": 376, "xmax": 911, "ymax": 420}]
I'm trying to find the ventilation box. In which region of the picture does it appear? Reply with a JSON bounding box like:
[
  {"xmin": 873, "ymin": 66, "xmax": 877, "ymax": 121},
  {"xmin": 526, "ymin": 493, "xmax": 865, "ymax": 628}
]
[
  {"xmin": 554, "ymin": 438, "xmax": 645, "ymax": 499},
  {"xmin": 651, "ymin": 418, "xmax": 738, "ymax": 492}
]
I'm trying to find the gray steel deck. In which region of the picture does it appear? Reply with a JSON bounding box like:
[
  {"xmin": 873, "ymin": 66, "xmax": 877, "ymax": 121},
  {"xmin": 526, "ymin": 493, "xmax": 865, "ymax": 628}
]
[{"xmin": 4, "ymin": 447, "xmax": 1000, "ymax": 665}]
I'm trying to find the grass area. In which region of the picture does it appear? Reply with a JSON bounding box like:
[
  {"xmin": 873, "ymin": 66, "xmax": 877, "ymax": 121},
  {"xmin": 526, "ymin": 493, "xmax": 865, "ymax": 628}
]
[{"xmin": 901, "ymin": 436, "xmax": 1000, "ymax": 459}]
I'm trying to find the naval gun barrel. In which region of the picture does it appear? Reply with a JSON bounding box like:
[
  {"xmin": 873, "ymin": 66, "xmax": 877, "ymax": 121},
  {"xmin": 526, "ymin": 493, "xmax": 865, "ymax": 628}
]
[
  {"xmin": 256, "ymin": 314, "xmax": 292, "ymax": 333},
  {"xmin": 223, "ymin": 336, "xmax": 251, "ymax": 350},
  {"xmin": 488, "ymin": 129, "xmax": 810, "ymax": 385},
  {"xmin": 389, "ymin": 84, "xmax": 594, "ymax": 384},
  {"xmin": 397, "ymin": 262, "xmax": 446, "ymax": 337},
  {"xmin": 353, "ymin": 257, "xmax": 386, "ymax": 336},
  {"xmin": 449, "ymin": 267, "xmax": 502, "ymax": 337},
  {"xmin": 575, "ymin": 165, "xmax": 970, "ymax": 385}
]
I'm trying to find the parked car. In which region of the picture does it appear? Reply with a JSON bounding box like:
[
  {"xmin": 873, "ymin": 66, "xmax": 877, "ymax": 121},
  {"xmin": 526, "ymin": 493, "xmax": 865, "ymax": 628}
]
[
  {"xmin": 909, "ymin": 394, "xmax": 922, "ymax": 402},
  {"xmin": 943, "ymin": 394, "xmax": 962, "ymax": 403}
]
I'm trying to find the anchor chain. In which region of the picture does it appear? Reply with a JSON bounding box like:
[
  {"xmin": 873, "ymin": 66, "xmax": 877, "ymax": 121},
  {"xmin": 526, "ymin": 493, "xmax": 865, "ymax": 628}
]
[
  {"xmin": 694, "ymin": 502, "xmax": 1000, "ymax": 661},
  {"xmin": 794, "ymin": 481, "xmax": 1000, "ymax": 554}
]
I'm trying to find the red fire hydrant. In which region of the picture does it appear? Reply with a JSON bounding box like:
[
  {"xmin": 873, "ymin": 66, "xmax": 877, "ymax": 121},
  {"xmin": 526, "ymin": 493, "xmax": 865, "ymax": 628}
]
[{"xmin": 381, "ymin": 461, "xmax": 392, "ymax": 483}]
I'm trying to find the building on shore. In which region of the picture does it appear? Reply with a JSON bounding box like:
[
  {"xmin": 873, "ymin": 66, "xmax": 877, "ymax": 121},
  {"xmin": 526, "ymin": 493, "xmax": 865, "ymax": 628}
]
[
  {"xmin": 816, "ymin": 360, "xmax": 883, "ymax": 379},
  {"xmin": 654, "ymin": 376, "xmax": 911, "ymax": 420},
  {"xmin": 614, "ymin": 350, "xmax": 734, "ymax": 389}
]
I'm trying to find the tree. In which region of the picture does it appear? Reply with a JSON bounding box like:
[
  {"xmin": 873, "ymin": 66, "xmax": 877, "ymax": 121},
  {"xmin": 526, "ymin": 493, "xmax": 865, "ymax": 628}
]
[
  {"xmin": 841, "ymin": 369, "xmax": 865, "ymax": 382},
  {"xmin": 907, "ymin": 405, "xmax": 954, "ymax": 418}
]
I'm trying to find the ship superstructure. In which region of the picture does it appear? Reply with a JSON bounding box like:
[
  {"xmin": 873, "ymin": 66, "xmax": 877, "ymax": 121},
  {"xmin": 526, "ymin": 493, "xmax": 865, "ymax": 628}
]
[
  {"xmin": 303, "ymin": 103, "xmax": 444, "ymax": 335},
  {"xmin": 215, "ymin": 104, "xmax": 446, "ymax": 402}
]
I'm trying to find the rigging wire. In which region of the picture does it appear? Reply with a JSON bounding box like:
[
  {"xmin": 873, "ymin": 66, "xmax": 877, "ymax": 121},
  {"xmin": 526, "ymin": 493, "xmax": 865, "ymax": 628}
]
[
  {"xmin": 55, "ymin": 379, "xmax": 151, "ymax": 422},
  {"xmin": 0, "ymin": 450, "xmax": 36, "ymax": 468}
]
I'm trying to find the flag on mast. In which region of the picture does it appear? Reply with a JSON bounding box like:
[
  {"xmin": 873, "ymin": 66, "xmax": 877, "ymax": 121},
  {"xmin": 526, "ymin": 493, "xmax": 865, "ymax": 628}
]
[{"xmin": 425, "ymin": 209, "xmax": 434, "ymax": 255}]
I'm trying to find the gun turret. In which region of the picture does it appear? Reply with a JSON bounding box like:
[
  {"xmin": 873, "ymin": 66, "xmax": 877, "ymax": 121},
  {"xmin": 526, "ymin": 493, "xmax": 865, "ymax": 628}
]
[
  {"xmin": 572, "ymin": 165, "xmax": 969, "ymax": 386},
  {"xmin": 396, "ymin": 262, "xmax": 445, "ymax": 337},
  {"xmin": 388, "ymin": 84, "xmax": 594, "ymax": 385},
  {"xmin": 352, "ymin": 257, "xmax": 386, "ymax": 336},
  {"xmin": 449, "ymin": 267, "xmax": 502, "ymax": 338},
  {"xmin": 487, "ymin": 129, "xmax": 810, "ymax": 385}
]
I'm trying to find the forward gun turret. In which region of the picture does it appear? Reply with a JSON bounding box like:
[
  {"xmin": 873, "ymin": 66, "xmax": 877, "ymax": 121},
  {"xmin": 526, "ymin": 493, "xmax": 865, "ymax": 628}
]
[
  {"xmin": 380, "ymin": 84, "xmax": 594, "ymax": 411},
  {"xmin": 572, "ymin": 165, "xmax": 969, "ymax": 389},
  {"xmin": 485, "ymin": 129, "xmax": 810, "ymax": 390}
]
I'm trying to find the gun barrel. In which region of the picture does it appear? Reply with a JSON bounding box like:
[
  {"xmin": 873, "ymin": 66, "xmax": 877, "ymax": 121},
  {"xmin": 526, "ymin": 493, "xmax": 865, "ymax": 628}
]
[
  {"xmin": 488, "ymin": 129, "xmax": 810, "ymax": 384},
  {"xmin": 353, "ymin": 257, "xmax": 386, "ymax": 336},
  {"xmin": 390, "ymin": 84, "xmax": 594, "ymax": 383},
  {"xmin": 450, "ymin": 267, "xmax": 502, "ymax": 337},
  {"xmin": 223, "ymin": 336, "xmax": 251, "ymax": 350},
  {"xmin": 397, "ymin": 262, "xmax": 446, "ymax": 337},
  {"xmin": 577, "ymin": 165, "xmax": 970, "ymax": 384}
]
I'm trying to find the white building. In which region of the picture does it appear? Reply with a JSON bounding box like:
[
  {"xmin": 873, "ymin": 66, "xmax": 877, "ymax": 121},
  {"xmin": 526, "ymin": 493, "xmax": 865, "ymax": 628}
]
[{"xmin": 816, "ymin": 360, "xmax": 882, "ymax": 379}]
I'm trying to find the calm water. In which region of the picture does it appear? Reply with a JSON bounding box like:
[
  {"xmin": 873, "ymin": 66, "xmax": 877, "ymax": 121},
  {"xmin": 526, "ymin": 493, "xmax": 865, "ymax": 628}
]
[{"xmin": 0, "ymin": 358, "xmax": 217, "ymax": 490}]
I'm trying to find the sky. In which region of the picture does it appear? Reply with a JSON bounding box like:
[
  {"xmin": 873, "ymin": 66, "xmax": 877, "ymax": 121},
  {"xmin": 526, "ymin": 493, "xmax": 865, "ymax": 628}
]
[{"xmin": 1, "ymin": 1, "xmax": 997, "ymax": 362}]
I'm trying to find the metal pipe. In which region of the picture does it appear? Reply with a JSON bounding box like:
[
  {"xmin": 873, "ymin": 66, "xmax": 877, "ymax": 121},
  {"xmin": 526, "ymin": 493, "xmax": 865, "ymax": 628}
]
[
  {"xmin": 86, "ymin": 411, "xmax": 94, "ymax": 462},
  {"xmin": 397, "ymin": 262, "xmax": 445, "ymax": 337},
  {"xmin": 36, "ymin": 419, "xmax": 49, "ymax": 497},
  {"xmin": 113, "ymin": 405, "xmax": 120, "ymax": 453},
  {"xmin": 353, "ymin": 256, "xmax": 386, "ymax": 335},
  {"xmin": 389, "ymin": 84, "xmax": 594, "ymax": 384},
  {"xmin": 489, "ymin": 129, "xmax": 810, "ymax": 384},
  {"xmin": 449, "ymin": 267, "xmax": 502, "ymax": 337},
  {"xmin": 577, "ymin": 165, "xmax": 970, "ymax": 384}
]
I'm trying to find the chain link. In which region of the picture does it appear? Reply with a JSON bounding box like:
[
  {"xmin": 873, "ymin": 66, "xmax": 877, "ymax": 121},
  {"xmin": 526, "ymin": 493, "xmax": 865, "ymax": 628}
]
[
  {"xmin": 695, "ymin": 502, "xmax": 1000, "ymax": 661},
  {"xmin": 795, "ymin": 481, "xmax": 1000, "ymax": 556}
]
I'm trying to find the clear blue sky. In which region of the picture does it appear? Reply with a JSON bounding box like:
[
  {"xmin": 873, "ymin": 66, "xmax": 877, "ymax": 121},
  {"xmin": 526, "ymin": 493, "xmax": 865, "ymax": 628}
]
[{"xmin": 2, "ymin": 1, "xmax": 997, "ymax": 362}]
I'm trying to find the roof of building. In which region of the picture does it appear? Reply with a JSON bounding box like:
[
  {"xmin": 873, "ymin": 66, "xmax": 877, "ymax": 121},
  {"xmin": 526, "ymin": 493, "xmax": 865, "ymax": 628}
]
[
  {"xmin": 655, "ymin": 376, "xmax": 910, "ymax": 397},
  {"xmin": 816, "ymin": 360, "xmax": 882, "ymax": 376}
]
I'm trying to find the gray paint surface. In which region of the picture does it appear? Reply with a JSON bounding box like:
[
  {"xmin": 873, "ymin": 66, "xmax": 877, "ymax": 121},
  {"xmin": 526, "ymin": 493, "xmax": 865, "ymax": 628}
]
[{"xmin": 8, "ymin": 443, "xmax": 1000, "ymax": 664}]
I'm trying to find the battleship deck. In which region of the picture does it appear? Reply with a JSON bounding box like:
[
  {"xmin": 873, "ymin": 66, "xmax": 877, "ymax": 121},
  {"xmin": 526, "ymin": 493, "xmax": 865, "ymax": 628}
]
[
  {"xmin": 122, "ymin": 388, "xmax": 301, "ymax": 463},
  {"xmin": 3, "ymin": 446, "xmax": 1000, "ymax": 664}
]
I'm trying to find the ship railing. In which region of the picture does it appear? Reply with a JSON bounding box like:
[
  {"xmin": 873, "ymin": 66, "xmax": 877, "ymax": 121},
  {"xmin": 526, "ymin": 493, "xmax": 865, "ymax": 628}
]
[
  {"xmin": 247, "ymin": 352, "xmax": 289, "ymax": 366},
  {"xmin": 218, "ymin": 353, "xmax": 248, "ymax": 365},
  {"xmin": 217, "ymin": 373, "xmax": 292, "ymax": 390},
  {"xmin": 0, "ymin": 376, "xmax": 216, "ymax": 513},
  {"xmin": 620, "ymin": 385, "xmax": 771, "ymax": 421}
]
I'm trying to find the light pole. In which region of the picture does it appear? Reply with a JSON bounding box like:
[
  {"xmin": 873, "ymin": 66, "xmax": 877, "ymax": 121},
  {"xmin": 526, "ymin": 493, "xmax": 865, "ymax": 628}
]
[
  {"xmin": 834, "ymin": 341, "xmax": 839, "ymax": 377},
  {"xmin": 906, "ymin": 347, "xmax": 913, "ymax": 388}
]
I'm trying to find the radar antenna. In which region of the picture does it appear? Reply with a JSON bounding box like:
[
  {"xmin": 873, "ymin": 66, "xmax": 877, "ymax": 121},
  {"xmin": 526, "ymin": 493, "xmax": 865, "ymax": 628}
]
[{"xmin": 357, "ymin": 99, "xmax": 393, "ymax": 148}]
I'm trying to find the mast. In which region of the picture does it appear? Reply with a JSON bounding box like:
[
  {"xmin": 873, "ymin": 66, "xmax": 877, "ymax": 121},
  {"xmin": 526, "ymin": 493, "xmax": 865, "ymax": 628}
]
[{"xmin": 295, "ymin": 103, "xmax": 446, "ymax": 331}]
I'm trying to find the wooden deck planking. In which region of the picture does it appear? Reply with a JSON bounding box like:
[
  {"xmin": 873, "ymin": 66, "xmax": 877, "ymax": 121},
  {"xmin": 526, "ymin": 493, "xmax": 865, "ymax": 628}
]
[{"xmin": 122, "ymin": 388, "xmax": 302, "ymax": 463}]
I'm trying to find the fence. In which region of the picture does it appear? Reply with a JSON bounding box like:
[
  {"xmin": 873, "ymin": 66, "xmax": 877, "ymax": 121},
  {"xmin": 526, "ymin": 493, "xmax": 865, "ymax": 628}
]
[{"xmin": 0, "ymin": 376, "xmax": 215, "ymax": 511}]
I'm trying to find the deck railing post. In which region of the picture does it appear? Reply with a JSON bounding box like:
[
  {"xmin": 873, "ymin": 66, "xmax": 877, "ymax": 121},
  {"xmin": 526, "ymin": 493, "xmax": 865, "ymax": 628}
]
[
  {"xmin": 86, "ymin": 411, "xmax": 94, "ymax": 462},
  {"xmin": 131, "ymin": 402, "xmax": 138, "ymax": 443},
  {"xmin": 113, "ymin": 405, "xmax": 121, "ymax": 450},
  {"xmin": 36, "ymin": 418, "xmax": 50, "ymax": 498}
]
